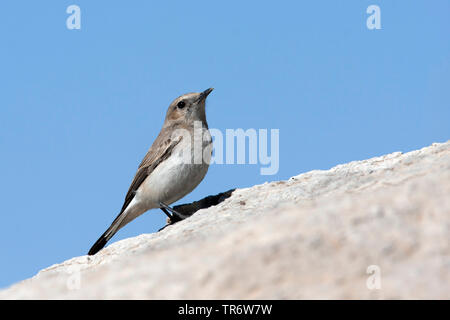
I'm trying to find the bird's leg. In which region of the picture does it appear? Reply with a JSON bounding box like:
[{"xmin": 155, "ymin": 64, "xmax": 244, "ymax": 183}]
[
  {"xmin": 159, "ymin": 202, "xmax": 189, "ymax": 220},
  {"xmin": 160, "ymin": 207, "xmax": 173, "ymax": 220}
]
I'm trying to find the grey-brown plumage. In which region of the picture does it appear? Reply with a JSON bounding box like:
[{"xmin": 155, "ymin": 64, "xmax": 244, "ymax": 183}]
[{"xmin": 88, "ymin": 88, "xmax": 214, "ymax": 255}]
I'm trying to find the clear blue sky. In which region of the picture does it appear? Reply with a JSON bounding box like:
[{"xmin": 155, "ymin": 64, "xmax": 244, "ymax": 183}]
[{"xmin": 0, "ymin": 1, "xmax": 449, "ymax": 288}]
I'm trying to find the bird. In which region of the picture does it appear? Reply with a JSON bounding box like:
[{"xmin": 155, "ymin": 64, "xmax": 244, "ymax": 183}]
[{"xmin": 88, "ymin": 88, "xmax": 214, "ymax": 255}]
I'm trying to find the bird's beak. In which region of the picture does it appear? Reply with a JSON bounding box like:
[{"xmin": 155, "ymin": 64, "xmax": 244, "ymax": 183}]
[{"xmin": 198, "ymin": 88, "xmax": 214, "ymax": 102}]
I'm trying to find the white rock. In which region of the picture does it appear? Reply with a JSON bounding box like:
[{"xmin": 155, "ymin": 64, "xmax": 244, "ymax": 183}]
[{"xmin": 1, "ymin": 141, "xmax": 449, "ymax": 299}]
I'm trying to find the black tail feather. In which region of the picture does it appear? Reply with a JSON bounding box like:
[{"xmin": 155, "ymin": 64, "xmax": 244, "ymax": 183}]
[
  {"xmin": 88, "ymin": 233, "xmax": 109, "ymax": 255},
  {"xmin": 88, "ymin": 209, "xmax": 126, "ymax": 255}
]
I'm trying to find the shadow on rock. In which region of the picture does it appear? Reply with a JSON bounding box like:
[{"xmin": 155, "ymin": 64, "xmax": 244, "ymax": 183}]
[{"xmin": 158, "ymin": 189, "xmax": 236, "ymax": 231}]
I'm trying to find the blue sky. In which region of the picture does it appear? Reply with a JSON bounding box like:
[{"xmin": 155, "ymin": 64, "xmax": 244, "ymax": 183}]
[{"xmin": 0, "ymin": 1, "xmax": 449, "ymax": 288}]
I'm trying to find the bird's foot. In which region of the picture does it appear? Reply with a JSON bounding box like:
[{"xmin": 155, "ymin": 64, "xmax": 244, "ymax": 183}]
[{"xmin": 159, "ymin": 202, "xmax": 189, "ymax": 222}]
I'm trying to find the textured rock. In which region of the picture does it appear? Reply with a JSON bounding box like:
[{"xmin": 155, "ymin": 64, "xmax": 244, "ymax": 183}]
[{"xmin": 1, "ymin": 141, "xmax": 449, "ymax": 299}]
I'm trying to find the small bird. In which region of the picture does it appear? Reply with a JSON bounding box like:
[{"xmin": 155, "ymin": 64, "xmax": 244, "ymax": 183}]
[{"xmin": 88, "ymin": 88, "xmax": 214, "ymax": 255}]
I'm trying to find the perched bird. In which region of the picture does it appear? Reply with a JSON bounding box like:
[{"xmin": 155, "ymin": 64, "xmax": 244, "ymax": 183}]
[{"xmin": 88, "ymin": 88, "xmax": 214, "ymax": 255}]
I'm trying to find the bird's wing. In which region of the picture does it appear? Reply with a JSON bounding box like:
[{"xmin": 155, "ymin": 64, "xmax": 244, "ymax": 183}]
[
  {"xmin": 96, "ymin": 131, "xmax": 183, "ymax": 242},
  {"xmin": 120, "ymin": 131, "xmax": 183, "ymax": 215}
]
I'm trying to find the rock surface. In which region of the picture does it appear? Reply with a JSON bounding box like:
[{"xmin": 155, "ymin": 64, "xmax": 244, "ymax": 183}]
[{"xmin": 1, "ymin": 141, "xmax": 450, "ymax": 299}]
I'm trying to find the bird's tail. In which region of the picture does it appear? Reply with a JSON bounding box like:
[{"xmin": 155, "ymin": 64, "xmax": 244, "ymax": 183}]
[
  {"xmin": 88, "ymin": 203, "xmax": 137, "ymax": 255},
  {"xmin": 88, "ymin": 229, "xmax": 111, "ymax": 255},
  {"xmin": 88, "ymin": 214, "xmax": 126, "ymax": 255}
]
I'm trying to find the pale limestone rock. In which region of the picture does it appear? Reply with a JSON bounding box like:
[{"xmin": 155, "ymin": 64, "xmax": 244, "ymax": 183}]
[{"xmin": 1, "ymin": 141, "xmax": 449, "ymax": 299}]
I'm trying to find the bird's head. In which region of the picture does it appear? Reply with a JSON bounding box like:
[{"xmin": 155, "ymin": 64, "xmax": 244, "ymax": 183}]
[{"xmin": 164, "ymin": 88, "xmax": 214, "ymax": 126}]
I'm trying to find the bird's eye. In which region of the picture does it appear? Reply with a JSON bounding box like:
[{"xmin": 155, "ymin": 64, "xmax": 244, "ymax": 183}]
[{"xmin": 177, "ymin": 101, "xmax": 186, "ymax": 109}]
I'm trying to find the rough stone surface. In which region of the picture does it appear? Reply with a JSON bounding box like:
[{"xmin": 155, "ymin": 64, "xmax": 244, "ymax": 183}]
[{"xmin": 1, "ymin": 141, "xmax": 449, "ymax": 299}]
